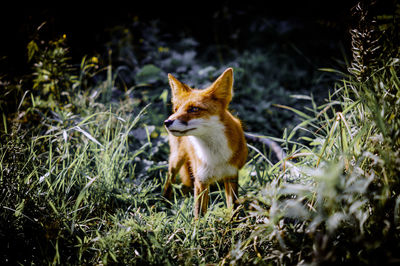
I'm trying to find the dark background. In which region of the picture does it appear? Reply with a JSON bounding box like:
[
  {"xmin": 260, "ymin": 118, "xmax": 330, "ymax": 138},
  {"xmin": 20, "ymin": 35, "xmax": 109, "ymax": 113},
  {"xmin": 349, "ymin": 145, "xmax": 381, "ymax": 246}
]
[{"xmin": 0, "ymin": 1, "xmax": 360, "ymax": 79}]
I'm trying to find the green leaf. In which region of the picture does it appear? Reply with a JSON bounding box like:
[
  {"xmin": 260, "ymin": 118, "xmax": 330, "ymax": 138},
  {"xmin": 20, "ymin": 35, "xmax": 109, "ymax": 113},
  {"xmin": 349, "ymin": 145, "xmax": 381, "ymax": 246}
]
[
  {"xmin": 27, "ymin": 40, "xmax": 39, "ymax": 62},
  {"xmin": 273, "ymin": 104, "xmax": 312, "ymax": 120},
  {"xmin": 135, "ymin": 64, "xmax": 162, "ymax": 84},
  {"xmin": 159, "ymin": 89, "xmax": 168, "ymax": 104}
]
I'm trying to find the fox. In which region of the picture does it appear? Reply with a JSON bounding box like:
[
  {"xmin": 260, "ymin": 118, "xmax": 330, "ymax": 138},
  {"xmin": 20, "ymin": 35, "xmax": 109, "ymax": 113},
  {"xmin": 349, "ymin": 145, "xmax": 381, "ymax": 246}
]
[{"xmin": 163, "ymin": 68, "xmax": 248, "ymax": 219}]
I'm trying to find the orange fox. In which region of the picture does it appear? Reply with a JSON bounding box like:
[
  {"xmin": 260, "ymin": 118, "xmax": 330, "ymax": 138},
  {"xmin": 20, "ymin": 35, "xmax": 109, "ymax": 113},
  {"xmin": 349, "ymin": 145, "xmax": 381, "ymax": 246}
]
[{"xmin": 163, "ymin": 68, "xmax": 248, "ymax": 219}]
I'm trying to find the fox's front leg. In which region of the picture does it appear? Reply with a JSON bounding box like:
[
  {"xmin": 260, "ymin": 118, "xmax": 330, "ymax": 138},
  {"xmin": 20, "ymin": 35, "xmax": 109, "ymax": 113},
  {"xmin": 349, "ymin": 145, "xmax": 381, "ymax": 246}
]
[
  {"xmin": 224, "ymin": 174, "xmax": 239, "ymax": 210},
  {"xmin": 163, "ymin": 172, "xmax": 176, "ymax": 200},
  {"xmin": 194, "ymin": 180, "xmax": 209, "ymax": 219},
  {"xmin": 163, "ymin": 158, "xmax": 185, "ymax": 200}
]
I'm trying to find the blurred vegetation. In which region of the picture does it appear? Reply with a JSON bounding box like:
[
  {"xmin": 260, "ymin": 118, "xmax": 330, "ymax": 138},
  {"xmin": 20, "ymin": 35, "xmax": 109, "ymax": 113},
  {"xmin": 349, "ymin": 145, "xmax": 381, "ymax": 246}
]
[{"xmin": 1, "ymin": 1, "xmax": 399, "ymax": 264}]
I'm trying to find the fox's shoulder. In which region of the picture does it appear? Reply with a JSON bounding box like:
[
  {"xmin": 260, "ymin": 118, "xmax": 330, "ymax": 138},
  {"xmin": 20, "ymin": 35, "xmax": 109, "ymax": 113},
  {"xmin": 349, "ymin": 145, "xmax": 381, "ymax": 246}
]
[{"xmin": 222, "ymin": 111, "xmax": 247, "ymax": 168}]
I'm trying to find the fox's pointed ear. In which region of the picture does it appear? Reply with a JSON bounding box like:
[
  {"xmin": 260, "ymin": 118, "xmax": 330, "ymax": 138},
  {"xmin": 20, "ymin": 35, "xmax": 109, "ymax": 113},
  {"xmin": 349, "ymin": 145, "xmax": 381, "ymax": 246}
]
[
  {"xmin": 168, "ymin": 73, "xmax": 191, "ymax": 100},
  {"xmin": 207, "ymin": 68, "xmax": 233, "ymax": 106}
]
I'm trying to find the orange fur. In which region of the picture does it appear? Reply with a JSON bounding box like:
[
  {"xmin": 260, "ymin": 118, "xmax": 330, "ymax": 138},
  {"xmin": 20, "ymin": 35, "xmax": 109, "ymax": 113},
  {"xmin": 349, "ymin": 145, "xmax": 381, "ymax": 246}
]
[{"xmin": 163, "ymin": 68, "xmax": 247, "ymax": 219}]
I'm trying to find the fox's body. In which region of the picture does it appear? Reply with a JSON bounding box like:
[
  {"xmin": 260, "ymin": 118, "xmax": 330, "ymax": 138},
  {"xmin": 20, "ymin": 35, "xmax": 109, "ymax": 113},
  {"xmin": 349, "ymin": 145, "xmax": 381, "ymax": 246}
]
[{"xmin": 163, "ymin": 68, "xmax": 247, "ymax": 218}]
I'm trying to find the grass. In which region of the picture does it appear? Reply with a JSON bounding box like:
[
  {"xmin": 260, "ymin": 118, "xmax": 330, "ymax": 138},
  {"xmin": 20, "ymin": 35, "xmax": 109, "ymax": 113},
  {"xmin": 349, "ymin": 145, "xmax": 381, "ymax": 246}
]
[{"xmin": 1, "ymin": 4, "xmax": 400, "ymax": 264}]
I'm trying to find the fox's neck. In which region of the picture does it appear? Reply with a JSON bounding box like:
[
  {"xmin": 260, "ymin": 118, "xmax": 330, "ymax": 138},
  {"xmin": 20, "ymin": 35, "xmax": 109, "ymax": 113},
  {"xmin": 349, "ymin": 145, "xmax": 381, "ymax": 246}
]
[{"xmin": 188, "ymin": 115, "xmax": 232, "ymax": 164}]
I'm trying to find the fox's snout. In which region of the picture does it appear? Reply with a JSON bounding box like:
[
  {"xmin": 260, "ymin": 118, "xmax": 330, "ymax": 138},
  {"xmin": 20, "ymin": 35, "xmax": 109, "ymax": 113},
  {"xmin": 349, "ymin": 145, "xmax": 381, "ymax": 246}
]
[
  {"xmin": 164, "ymin": 117, "xmax": 196, "ymax": 136},
  {"xmin": 164, "ymin": 119, "xmax": 188, "ymax": 128},
  {"xmin": 165, "ymin": 115, "xmax": 225, "ymax": 138}
]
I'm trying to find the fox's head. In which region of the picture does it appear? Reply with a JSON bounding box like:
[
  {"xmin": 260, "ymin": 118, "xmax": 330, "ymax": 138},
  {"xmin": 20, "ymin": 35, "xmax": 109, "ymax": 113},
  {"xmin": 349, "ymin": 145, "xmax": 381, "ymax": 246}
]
[{"xmin": 164, "ymin": 68, "xmax": 234, "ymax": 137}]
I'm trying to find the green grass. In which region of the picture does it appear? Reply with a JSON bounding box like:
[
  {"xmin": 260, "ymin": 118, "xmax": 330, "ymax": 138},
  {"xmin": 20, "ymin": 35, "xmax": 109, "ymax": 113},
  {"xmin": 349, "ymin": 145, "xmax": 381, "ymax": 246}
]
[{"xmin": 1, "ymin": 6, "xmax": 400, "ymax": 264}]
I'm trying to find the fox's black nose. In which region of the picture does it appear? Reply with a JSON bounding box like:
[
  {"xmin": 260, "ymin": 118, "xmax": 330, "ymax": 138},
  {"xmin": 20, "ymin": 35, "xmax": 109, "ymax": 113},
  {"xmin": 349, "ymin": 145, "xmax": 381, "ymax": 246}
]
[{"xmin": 164, "ymin": 119, "xmax": 174, "ymax": 127}]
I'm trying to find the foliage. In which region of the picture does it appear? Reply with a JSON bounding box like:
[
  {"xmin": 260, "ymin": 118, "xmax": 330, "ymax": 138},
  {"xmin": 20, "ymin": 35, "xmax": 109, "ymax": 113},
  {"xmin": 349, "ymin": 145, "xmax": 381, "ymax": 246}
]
[
  {"xmin": 28, "ymin": 34, "xmax": 77, "ymax": 109},
  {"xmin": 239, "ymin": 63, "xmax": 400, "ymax": 264},
  {"xmin": 236, "ymin": 2, "xmax": 400, "ymax": 264}
]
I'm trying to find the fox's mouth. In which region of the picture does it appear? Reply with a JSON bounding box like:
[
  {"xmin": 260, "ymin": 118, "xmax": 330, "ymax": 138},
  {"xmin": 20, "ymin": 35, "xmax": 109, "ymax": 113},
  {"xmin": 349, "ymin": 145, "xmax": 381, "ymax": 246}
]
[{"xmin": 169, "ymin": 128, "xmax": 196, "ymax": 134}]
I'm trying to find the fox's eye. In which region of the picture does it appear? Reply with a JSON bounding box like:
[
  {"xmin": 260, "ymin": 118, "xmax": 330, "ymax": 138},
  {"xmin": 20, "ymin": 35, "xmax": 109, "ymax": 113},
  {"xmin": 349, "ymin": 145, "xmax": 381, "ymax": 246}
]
[{"xmin": 188, "ymin": 106, "xmax": 200, "ymax": 113}]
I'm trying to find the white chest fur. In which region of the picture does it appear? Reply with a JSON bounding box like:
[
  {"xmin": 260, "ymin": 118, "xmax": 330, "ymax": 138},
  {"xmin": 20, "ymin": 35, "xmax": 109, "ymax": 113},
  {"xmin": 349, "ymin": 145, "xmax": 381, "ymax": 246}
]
[{"xmin": 188, "ymin": 116, "xmax": 238, "ymax": 184}]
